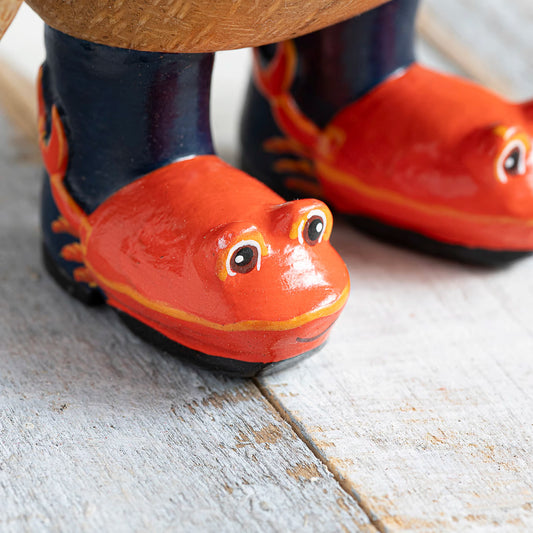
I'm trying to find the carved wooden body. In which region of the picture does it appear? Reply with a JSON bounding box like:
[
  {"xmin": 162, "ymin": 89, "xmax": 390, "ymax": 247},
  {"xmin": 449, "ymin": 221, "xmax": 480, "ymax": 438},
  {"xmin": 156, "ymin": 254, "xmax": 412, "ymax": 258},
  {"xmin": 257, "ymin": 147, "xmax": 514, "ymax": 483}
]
[
  {"xmin": 2, "ymin": 0, "xmax": 388, "ymax": 51},
  {"xmin": 0, "ymin": 0, "xmax": 22, "ymax": 38}
]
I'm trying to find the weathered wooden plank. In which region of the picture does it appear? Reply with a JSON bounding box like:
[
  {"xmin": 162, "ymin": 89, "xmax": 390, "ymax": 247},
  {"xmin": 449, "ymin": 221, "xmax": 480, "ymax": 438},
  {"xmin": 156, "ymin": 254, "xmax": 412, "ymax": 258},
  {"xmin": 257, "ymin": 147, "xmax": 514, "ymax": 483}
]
[
  {"xmin": 0, "ymin": 57, "xmax": 36, "ymax": 144},
  {"xmin": 258, "ymin": 233, "xmax": 533, "ymax": 530},
  {"xmin": 2, "ymin": 2, "xmax": 533, "ymax": 531},
  {"xmin": 0, "ymin": 110, "xmax": 374, "ymax": 531},
  {"xmin": 420, "ymin": 0, "xmax": 533, "ymax": 100},
  {"xmin": 257, "ymin": 2, "xmax": 533, "ymax": 530}
]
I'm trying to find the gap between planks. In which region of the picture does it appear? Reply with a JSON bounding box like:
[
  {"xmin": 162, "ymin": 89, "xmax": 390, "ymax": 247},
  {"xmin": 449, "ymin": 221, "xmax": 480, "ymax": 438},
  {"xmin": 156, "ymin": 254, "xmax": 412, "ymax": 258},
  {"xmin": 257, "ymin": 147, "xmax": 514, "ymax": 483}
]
[
  {"xmin": 254, "ymin": 378, "xmax": 388, "ymax": 533},
  {"xmin": 0, "ymin": 54, "xmax": 380, "ymax": 531},
  {"xmin": 0, "ymin": 11, "xmax": 505, "ymax": 530}
]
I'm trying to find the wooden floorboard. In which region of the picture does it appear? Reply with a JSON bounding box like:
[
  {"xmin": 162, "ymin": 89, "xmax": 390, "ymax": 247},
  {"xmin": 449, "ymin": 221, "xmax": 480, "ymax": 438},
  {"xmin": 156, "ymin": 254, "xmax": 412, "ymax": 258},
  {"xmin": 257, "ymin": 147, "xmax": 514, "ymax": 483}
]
[
  {"xmin": 257, "ymin": 1, "xmax": 533, "ymax": 530},
  {"xmin": 258, "ymin": 231, "xmax": 533, "ymax": 530},
  {"xmin": 0, "ymin": 109, "xmax": 373, "ymax": 531},
  {"xmin": 1, "ymin": 0, "xmax": 533, "ymax": 530},
  {"xmin": 421, "ymin": 0, "xmax": 533, "ymax": 100}
]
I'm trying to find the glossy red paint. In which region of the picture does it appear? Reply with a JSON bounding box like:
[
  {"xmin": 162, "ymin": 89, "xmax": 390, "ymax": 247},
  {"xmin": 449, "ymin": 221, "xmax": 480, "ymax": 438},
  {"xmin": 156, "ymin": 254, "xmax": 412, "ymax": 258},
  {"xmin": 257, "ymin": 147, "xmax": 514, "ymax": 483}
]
[
  {"xmin": 38, "ymin": 72, "xmax": 349, "ymax": 364},
  {"xmin": 255, "ymin": 42, "xmax": 533, "ymax": 251}
]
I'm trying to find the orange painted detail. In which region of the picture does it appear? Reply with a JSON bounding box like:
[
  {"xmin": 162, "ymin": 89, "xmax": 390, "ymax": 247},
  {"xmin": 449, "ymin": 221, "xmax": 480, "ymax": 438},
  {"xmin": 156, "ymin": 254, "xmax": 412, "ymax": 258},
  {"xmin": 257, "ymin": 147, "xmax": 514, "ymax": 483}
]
[
  {"xmin": 255, "ymin": 43, "xmax": 533, "ymax": 251},
  {"xmin": 37, "ymin": 68, "xmax": 350, "ymax": 364}
]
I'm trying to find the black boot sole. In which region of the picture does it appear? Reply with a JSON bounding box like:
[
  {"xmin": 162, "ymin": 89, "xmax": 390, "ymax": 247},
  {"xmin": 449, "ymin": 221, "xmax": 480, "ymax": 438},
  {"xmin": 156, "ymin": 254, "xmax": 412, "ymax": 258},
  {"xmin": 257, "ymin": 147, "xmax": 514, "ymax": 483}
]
[
  {"xmin": 42, "ymin": 241, "xmax": 321, "ymax": 377},
  {"xmin": 347, "ymin": 216, "xmax": 532, "ymax": 267}
]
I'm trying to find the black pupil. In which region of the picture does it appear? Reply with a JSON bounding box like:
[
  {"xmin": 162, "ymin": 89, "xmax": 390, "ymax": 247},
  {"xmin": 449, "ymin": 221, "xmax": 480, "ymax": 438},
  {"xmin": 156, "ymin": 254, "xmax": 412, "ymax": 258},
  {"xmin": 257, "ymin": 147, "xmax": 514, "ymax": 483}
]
[
  {"xmin": 234, "ymin": 247, "xmax": 253, "ymax": 266},
  {"xmin": 307, "ymin": 218, "xmax": 323, "ymax": 242},
  {"xmin": 504, "ymin": 148, "xmax": 520, "ymax": 174}
]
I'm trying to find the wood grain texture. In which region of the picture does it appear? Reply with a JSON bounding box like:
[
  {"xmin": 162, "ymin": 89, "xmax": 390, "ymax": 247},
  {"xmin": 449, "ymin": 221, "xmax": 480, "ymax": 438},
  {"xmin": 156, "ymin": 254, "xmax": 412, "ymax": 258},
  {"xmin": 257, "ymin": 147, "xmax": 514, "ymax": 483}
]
[
  {"xmin": 0, "ymin": 116, "xmax": 374, "ymax": 531},
  {"xmin": 256, "ymin": 1, "xmax": 533, "ymax": 530},
  {"xmin": 420, "ymin": 0, "xmax": 533, "ymax": 101},
  {"xmin": 0, "ymin": 57, "xmax": 37, "ymax": 146},
  {"xmin": 0, "ymin": 0, "xmax": 22, "ymax": 40},
  {"xmin": 2, "ymin": 1, "xmax": 533, "ymax": 531},
  {"xmin": 258, "ymin": 231, "xmax": 533, "ymax": 530},
  {"xmin": 24, "ymin": 0, "xmax": 389, "ymax": 53}
]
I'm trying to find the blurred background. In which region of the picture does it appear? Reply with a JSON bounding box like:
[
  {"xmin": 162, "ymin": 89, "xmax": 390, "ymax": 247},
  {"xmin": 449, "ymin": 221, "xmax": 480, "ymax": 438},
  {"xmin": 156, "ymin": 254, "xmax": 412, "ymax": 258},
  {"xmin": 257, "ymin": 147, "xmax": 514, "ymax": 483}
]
[{"xmin": 2, "ymin": 1, "xmax": 531, "ymax": 167}]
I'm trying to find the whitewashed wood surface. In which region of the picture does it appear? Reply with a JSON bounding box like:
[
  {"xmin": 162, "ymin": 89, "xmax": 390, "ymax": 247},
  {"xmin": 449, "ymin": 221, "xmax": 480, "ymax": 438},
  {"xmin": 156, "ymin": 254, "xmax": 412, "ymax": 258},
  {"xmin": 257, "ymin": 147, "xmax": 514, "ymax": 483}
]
[
  {"xmin": 259, "ymin": 1, "xmax": 533, "ymax": 531},
  {"xmin": 0, "ymin": 113, "xmax": 374, "ymax": 532},
  {"xmin": 1, "ymin": 1, "xmax": 533, "ymax": 531},
  {"xmin": 421, "ymin": 0, "xmax": 533, "ymax": 101}
]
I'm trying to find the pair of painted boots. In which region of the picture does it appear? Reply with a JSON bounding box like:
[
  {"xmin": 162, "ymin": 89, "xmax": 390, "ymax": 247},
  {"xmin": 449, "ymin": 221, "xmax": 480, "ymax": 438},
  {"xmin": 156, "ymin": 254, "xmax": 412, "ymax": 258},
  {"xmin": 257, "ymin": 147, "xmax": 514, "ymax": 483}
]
[{"xmin": 40, "ymin": 3, "xmax": 533, "ymax": 377}]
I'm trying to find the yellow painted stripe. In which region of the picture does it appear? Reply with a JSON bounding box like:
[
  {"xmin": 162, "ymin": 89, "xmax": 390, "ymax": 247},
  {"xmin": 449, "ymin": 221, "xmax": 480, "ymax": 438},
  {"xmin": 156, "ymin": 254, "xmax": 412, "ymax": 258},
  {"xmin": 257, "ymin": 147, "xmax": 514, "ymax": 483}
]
[
  {"xmin": 85, "ymin": 257, "xmax": 349, "ymax": 332},
  {"xmin": 317, "ymin": 160, "xmax": 533, "ymax": 227}
]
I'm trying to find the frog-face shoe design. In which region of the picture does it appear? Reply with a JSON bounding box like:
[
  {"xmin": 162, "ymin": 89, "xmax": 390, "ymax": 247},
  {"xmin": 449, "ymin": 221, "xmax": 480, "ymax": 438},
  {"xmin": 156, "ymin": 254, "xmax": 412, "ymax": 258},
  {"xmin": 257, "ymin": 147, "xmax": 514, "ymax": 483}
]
[
  {"xmin": 40, "ymin": 28, "xmax": 349, "ymax": 377},
  {"xmin": 241, "ymin": 0, "xmax": 533, "ymax": 265}
]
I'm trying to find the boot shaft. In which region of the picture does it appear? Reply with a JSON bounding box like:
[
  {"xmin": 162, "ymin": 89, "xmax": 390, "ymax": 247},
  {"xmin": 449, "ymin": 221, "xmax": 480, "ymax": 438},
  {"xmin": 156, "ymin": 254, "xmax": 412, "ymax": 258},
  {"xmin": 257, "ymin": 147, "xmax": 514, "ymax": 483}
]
[{"xmin": 42, "ymin": 27, "xmax": 215, "ymax": 213}]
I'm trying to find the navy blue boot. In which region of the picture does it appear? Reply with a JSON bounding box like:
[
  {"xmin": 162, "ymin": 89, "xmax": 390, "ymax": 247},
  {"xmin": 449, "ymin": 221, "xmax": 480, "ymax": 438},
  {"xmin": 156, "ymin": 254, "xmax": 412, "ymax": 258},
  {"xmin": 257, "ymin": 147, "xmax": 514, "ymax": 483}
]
[
  {"xmin": 240, "ymin": 0, "xmax": 417, "ymax": 198},
  {"xmin": 240, "ymin": 0, "xmax": 533, "ymax": 264},
  {"xmin": 41, "ymin": 26, "xmax": 214, "ymax": 304},
  {"xmin": 38, "ymin": 26, "xmax": 350, "ymax": 375}
]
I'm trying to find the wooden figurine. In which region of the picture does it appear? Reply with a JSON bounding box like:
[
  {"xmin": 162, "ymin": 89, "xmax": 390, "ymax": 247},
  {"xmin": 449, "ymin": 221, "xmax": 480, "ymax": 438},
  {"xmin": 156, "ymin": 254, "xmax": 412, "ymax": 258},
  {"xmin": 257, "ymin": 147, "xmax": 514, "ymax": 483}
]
[
  {"xmin": 241, "ymin": 0, "xmax": 533, "ymax": 265},
  {"xmin": 2, "ymin": 0, "xmax": 376, "ymax": 376},
  {"xmin": 1, "ymin": 0, "xmax": 532, "ymax": 375}
]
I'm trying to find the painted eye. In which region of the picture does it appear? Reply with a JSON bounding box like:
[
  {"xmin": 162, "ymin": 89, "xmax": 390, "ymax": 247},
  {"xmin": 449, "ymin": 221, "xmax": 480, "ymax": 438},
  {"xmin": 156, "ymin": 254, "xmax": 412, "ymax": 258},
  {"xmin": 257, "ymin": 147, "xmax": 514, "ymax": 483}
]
[
  {"xmin": 230, "ymin": 246, "xmax": 258, "ymax": 274},
  {"xmin": 497, "ymin": 139, "xmax": 527, "ymax": 183},
  {"xmin": 297, "ymin": 209, "xmax": 327, "ymax": 246},
  {"xmin": 226, "ymin": 240, "xmax": 262, "ymax": 277},
  {"xmin": 504, "ymin": 148, "xmax": 521, "ymax": 175},
  {"xmin": 304, "ymin": 216, "xmax": 325, "ymax": 246}
]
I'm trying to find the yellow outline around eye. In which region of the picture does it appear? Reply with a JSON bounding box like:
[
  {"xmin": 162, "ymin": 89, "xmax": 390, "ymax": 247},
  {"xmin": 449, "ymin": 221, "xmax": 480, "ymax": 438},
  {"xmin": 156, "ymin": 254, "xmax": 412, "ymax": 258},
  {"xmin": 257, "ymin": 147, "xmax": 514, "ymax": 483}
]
[
  {"xmin": 216, "ymin": 230, "xmax": 268, "ymax": 281},
  {"xmin": 492, "ymin": 126, "xmax": 531, "ymax": 184},
  {"xmin": 289, "ymin": 208, "xmax": 333, "ymax": 244},
  {"xmin": 493, "ymin": 126, "xmax": 532, "ymax": 150}
]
